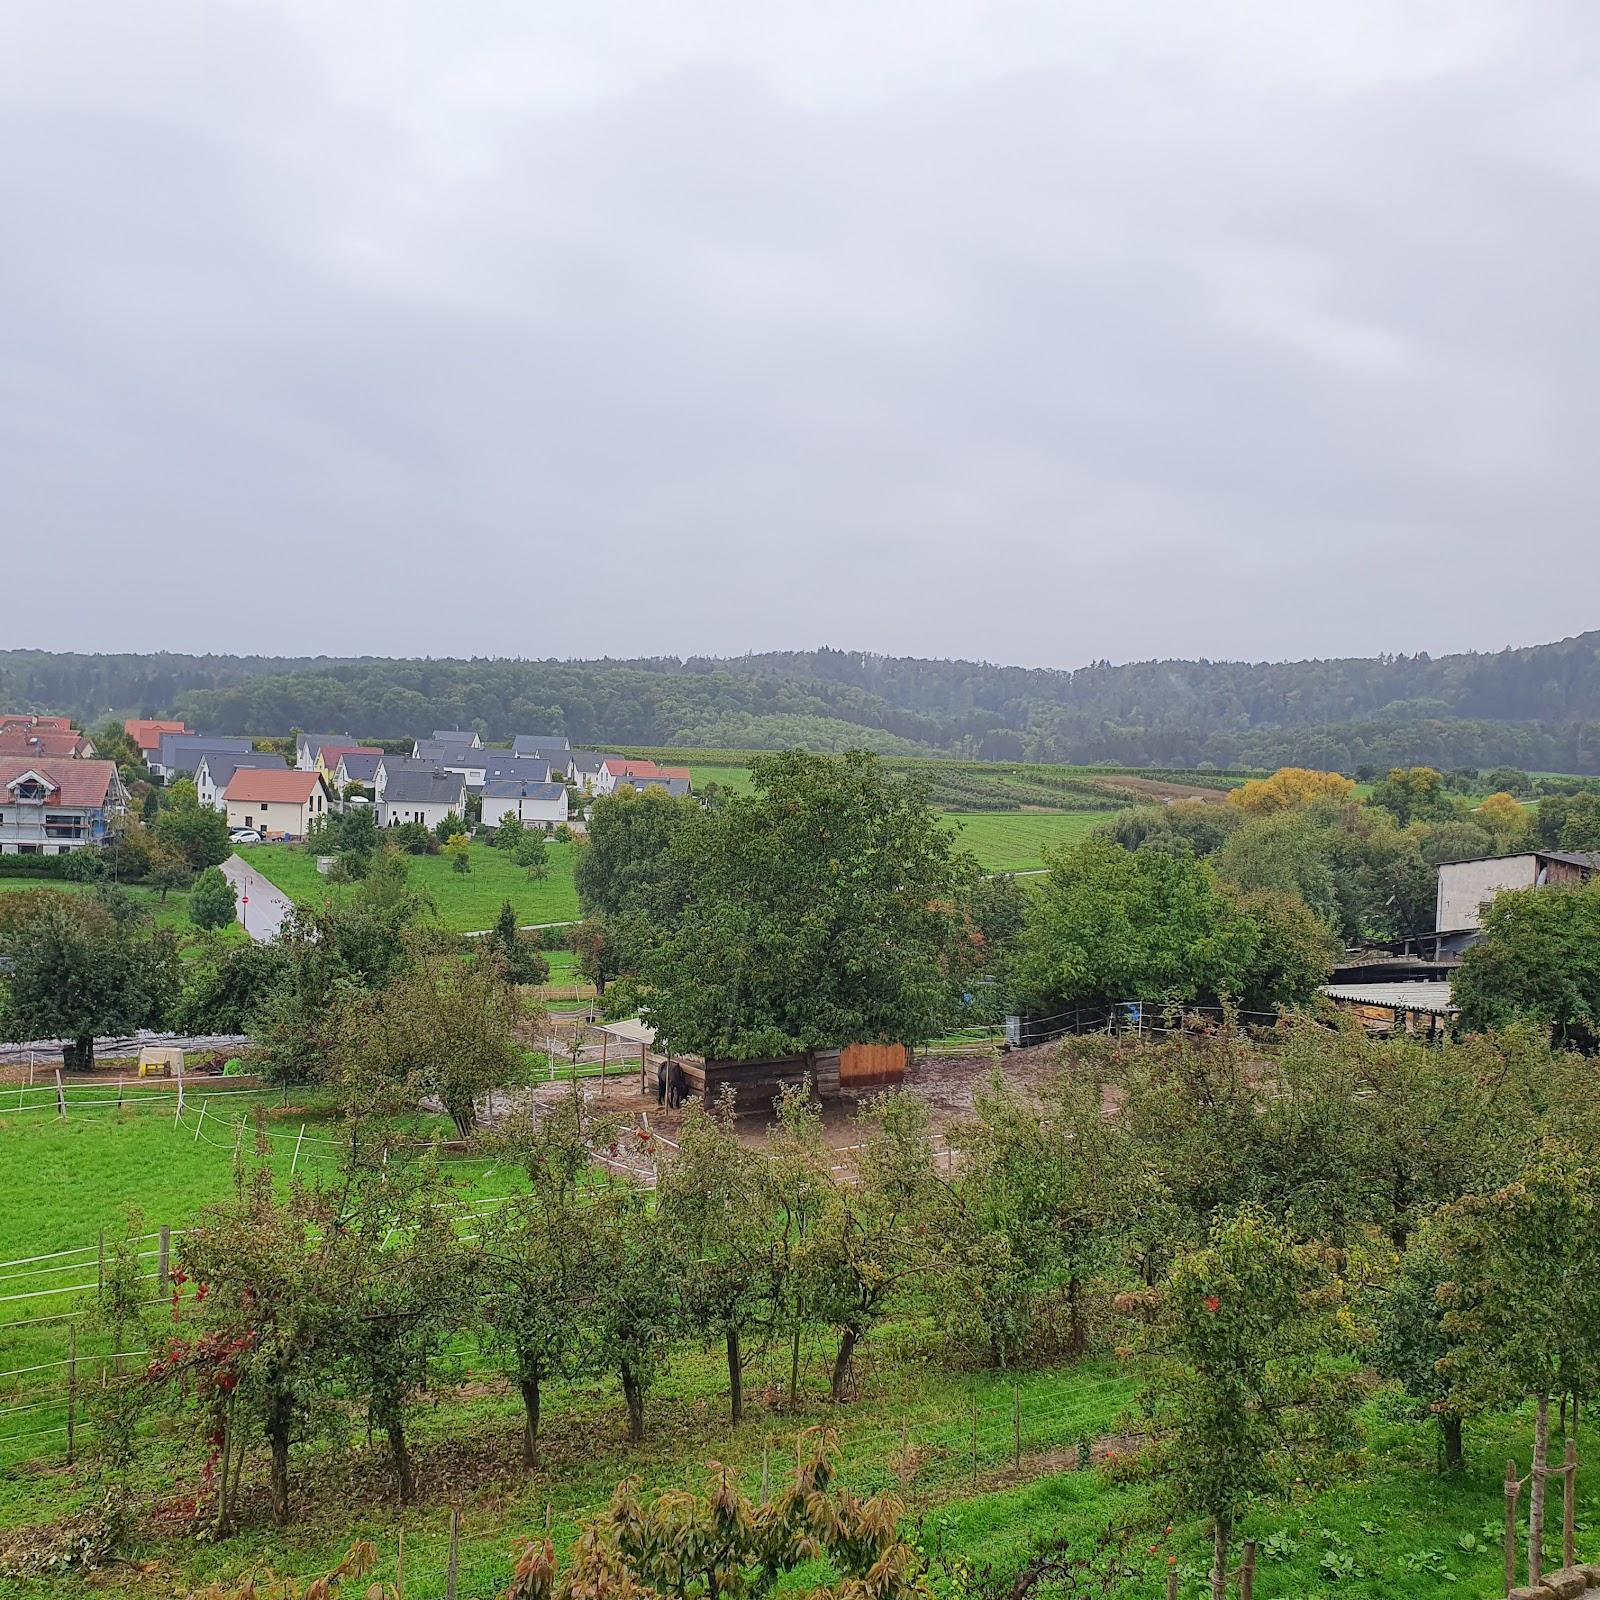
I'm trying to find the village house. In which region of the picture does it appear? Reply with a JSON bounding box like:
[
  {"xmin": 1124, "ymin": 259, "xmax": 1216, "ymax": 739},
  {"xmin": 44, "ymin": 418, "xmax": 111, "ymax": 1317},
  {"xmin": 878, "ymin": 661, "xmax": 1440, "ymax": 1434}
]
[
  {"xmin": 195, "ymin": 751, "xmax": 288, "ymax": 811},
  {"xmin": 124, "ymin": 718, "xmax": 188, "ymax": 761},
  {"xmin": 416, "ymin": 729, "xmax": 481, "ymax": 754},
  {"xmin": 481, "ymin": 778, "xmax": 569, "ymax": 833},
  {"xmin": 594, "ymin": 758, "xmax": 692, "ymax": 796},
  {"xmin": 152, "ymin": 733, "xmax": 253, "ymax": 780},
  {"xmin": 0, "ymin": 758, "xmax": 128, "ymax": 854},
  {"xmin": 313, "ymin": 743, "xmax": 383, "ymax": 786},
  {"xmin": 223, "ymin": 768, "xmax": 332, "ymax": 840},
  {"xmin": 512, "ymin": 733, "xmax": 570, "ymax": 758},
  {"xmin": 295, "ymin": 733, "xmax": 353, "ymax": 772},
  {"xmin": 331, "ymin": 749, "xmax": 383, "ymax": 792},
  {"xmin": 0, "ymin": 723, "xmax": 96, "ymax": 759},
  {"xmin": 567, "ymin": 752, "xmax": 607, "ymax": 792},
  {"xmin": 378, "ymin": 765, "xmax": 468, "ymax": 831}
]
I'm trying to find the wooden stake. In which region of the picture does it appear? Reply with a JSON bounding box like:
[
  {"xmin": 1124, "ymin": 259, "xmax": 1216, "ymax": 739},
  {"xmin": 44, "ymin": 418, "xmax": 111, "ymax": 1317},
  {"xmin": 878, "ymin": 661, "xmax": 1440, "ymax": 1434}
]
[
  {"xmin": 396, "ymin": 1528, "xmax": 405, "ymax": 1600},
  {"xmin": 194, "ymin": 1098, "xmax": 208, "ymax": 1142},
  {"xmin": 1013, "ymin": 1385, "xmax": 1021, "ymax": 1468},
  {"xmin": 117, "ymin": 1077, "xmax": 124, "ymax": 1109},
  {"xmin": 54, "ymin": 1068, "xmax": 66, "ymax": 1119},
  {"xmin": 96, "ymin": 1229, "xmax": 105, "ymax": 1299},
  {"xmin": 970, "ymin": 1397, "xmax": 978, "ymax": 1484},
  {"xmin": 1166, "ymin": 1565, "xmax": 1179, "ymax": 1600},
  {"xmin": 66, "ymin": 1327, "xmax": 77, "ymax": 1466},
  {"xmin": 1564, "ymin": 1437, "xmax": 1577, "ymax": 1570},
  {"xmin": 1505, "ymin": 1459, "xmax": 1521, "ymax": 1597},
  {"xmin": 158, "ymin": 1224, "xmax": 171, "ymax": 1289},
  {"xmin": 761, "ymin": 1444, "xmax": 770, "ymax": 1503},
  {"xmin": 445, "ymin": 1508, "xmax": 461, "ymax": 1600},
  {"xmin": 1240, "ymin": 1540, "xmax": 1257, "ymax": 1600},
  {"xmin": 290, "ymin": 1123, "xmax": 305, "ymax": 1176}
]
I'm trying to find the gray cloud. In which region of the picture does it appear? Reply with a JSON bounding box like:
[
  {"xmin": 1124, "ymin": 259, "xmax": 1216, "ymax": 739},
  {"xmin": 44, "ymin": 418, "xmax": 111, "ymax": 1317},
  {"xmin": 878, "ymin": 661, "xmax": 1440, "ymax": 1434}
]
[{"xmin": 4, "ymin": 1, "xmax": 1598, "ymax": 668}]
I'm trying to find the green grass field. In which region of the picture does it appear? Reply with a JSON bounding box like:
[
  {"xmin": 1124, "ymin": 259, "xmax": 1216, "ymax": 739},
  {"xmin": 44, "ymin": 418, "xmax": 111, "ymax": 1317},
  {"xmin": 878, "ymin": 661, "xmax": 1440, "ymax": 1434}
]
[
  {"xmin": 0, "ymin": 1096, "xmax": 1585, "ymax": 1600},
  {"xmin": 946, "ymin": 810, "xmax": 1104, "ymax": 872},
  {"xmin": 239, "ymin": 839, "xmax": 581, "ymax": 930}
]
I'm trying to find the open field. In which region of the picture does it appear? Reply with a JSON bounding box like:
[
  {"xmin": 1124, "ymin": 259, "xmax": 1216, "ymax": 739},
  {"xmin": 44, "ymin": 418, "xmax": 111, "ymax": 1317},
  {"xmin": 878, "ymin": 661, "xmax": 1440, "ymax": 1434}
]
[
  {"xmin": 946, "ymin": 810, "xmax": 1105, "ymax": 871},
  {"xmin": 0, "ymin": 1084, "xmax": 1582, "ymax": 1600},
  {"xmin": 239, "ymin": 839, "xmax": 580, "ymax": 930}
]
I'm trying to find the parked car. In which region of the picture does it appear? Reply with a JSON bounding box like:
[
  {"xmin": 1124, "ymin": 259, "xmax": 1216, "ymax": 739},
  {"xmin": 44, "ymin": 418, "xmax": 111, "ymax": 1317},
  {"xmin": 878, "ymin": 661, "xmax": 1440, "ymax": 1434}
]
[{"xmin": 229, "ymin": 828, "xmax": 262, "ymax": 844}]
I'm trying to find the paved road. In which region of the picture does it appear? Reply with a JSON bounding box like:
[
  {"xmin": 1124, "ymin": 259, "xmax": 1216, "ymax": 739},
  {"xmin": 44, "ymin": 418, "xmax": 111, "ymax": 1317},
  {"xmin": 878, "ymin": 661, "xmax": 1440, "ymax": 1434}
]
[{"xmin": 220, "ymin": 853, "xmax": 294, "ymax": 943}]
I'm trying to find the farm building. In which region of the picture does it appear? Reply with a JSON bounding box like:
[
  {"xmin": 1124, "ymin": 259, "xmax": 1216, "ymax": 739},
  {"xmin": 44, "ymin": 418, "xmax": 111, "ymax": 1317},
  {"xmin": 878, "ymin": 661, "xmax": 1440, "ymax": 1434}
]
[
  {"xmin": 1435, "ymin": 850, "xmax": 1600, "ymax": 953},
  {"xmin": 594, "ymin": 1019, "xmax": 905, "ymax": 1113},
  {"xmin": 1318, "ymin": 979, "xmax": 1457, "ymax": 1038}
]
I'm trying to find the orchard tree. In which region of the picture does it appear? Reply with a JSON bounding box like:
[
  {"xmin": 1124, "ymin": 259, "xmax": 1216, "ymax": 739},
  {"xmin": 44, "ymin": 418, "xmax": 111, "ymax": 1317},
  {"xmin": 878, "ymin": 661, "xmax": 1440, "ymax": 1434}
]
[
  {"xmin": 493, "ymin": 813, "xmax": 525, "ymax": 851},
  {"xmin": 335, "ymin": 953, "xmax": 527, "ymax": 1136},
  {"xmin": 189, "ymin": 865, "xmax": 238, "ymax": 931},
  {"xmin": 574, "ymin": 783, "xmax": 699, "ymax": 924},
  {"xmin": 657, "ymin": 1101, "xmax": 777, "ymax": 1421},
  {"xmin": 0, "ymin": 895, "xmax": 176, "ymax": 1070},
  {"xmin": 483, "ymin": 899, "xmax": 549, "ymax": 985},
  {"xmin": 445, "ymin": 832, "xmax": 472, "ymax": 873},
  {"xmin": 646, "ymin": 751, "xmax": 980, "ymax": 1061},
  {"xmin": 1129, "ymin": 1207, "xmax": 1357, "ymax": 1600},
  {"xmin": 146, "ymin": 840, "xmax": 195, "ymax": 903},
  {"xmin": 1437, "ymin": 1145, "xmax": 1600, "ymax": 1577},
  {"xmin": 514, "ymin": 828, "xmax": 550, "ymax": 881},
  {"xmin": 1371, "ymin": 1226, "xmax": 1474, "ymax": 1470}
]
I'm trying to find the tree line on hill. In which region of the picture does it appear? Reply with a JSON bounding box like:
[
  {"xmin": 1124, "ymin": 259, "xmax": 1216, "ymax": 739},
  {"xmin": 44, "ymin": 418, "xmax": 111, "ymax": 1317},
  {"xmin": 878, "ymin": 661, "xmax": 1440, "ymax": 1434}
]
[{"xmin": 8, "ymin": 631, "xmax": 1600, "ymax": 767}]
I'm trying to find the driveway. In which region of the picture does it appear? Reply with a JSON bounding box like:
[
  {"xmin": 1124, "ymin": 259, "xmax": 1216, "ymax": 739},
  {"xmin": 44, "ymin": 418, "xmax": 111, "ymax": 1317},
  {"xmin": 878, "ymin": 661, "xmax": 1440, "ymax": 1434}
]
[{"xmin": 220, "ymin": 853, "xmax": 294, "ymax": 943}]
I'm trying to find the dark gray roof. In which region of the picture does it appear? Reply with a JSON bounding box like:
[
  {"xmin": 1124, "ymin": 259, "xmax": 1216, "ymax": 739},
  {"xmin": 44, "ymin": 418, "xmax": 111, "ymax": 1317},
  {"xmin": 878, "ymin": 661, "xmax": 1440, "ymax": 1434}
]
[
  {"xmin": 299, "ymin": 733, "xmax": 351, "ymax": 753},
  {"xmin": 1540, "ymin": 850, "xmax": 1600, "ymax": 871},
  {"xmin": 621, "ymin": 775, "xmax": 693, "ymax": 797},
  {"xmin": 413, "ymin": 739, "xmax": 481, "ymax": 766},
  {"xmin": 335, "ymin": 751, "xmax": 383, "ymax": 782},
  {"xmin": 431, "ymin": 730, "xmax": 478, "ymax": 744},
  {"xmin": 198, "ymin": 752, "xmax": 287, "ymax": 788},
  {"xmin": 568, "ymin": 752, "xmax": 606, "ymax": 773},
  {"xmin": 482, "ymin": 780, "xmax": 567, "ymax": 801},
  {"xmin": 158, "ymin": 733, "xmax": 253, "ymax": 772},
  {"xmin": 513, "ymin": 734, "xmax": 571, "ymax": 755},
  {"xmin": 383, "ymin": 766, "xmax": 467, "ymax": 806},
  {"xmin": 480, "ymin": 755, "xmax": 557, "ymax": 784}
]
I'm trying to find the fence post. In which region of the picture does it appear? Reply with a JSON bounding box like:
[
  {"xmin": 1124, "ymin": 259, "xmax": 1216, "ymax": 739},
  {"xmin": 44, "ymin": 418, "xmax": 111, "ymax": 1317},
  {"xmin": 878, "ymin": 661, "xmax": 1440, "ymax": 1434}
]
[
  {"xmin": 395, "ymin": 1528, "xmax": 405, "ymax": 1600},
  {"xmin": 1505, "ymin": 1459, "xmax": 1521, "ymax": 1596},
  {"xmin": 66, "ymin": 1326, "xmax": 77, "ymax": 1466},
  {"xmin": 55, "ymin": 1068, "xmax": 66, "ymax": 1119},
  {"xmin": 1564, "ymin": 1437, "xmax": 1577, "ymax": 1570},
  {"xmin": 290, "ymin": 1123, "xmax": 305, "ymax": 1176},
  {"xmin": 96, "ymin": 1230, "xmax": 105, "ymax": 1299},
  {"xmin": 1166, "ymin": 1563, "xmax": 1179, "ymax": 1600},
  {"xmin": 761, "ymin": 1444, "xmax": 770, "ymax": 1503},
  {"xmin": 117, "ymin": 1077, "xmax": 124, "ymax": 1109},
  {"xmin": 971, "ymin": 1397, "xmax": 978, "ymax": 1484},
  {"xmin": 1240, "ymin": 1540, "xmax": 1257, "ymax": 1600},
  {"xmin": 194, "ymin": 1098, "xmax": 208, "ymax": 1142},
  {"xmin": 158, "ymin": 1225, "xmax": 171, "ymax": 1289},
  {"xmin": 1013, "ymin": 1385, "xmax": 1021, "ymax": 1468},
  {"xmin": 445, "ymin": 1508, "xmax": 461, "ymax": 1600}
]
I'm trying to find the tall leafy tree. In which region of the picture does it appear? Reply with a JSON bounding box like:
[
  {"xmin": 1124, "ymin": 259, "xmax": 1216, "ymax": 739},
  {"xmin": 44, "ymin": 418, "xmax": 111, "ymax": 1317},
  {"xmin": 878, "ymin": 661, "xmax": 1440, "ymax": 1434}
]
[
  {"xmin": 646, "ymin": 751, "xmax": 980, "ymax": 1060},
  {"xmin": 188, "ymin": 865, "xmax": 238, "ymax": 930}
]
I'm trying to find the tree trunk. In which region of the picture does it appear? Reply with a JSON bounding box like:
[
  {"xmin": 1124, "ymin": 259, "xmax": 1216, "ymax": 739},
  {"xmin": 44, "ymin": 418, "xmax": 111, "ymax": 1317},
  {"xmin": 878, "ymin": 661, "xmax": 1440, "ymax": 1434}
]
[
  {"xmin": 789, "ymin": 1325, "xmax": 802, "ymax": 1413},
  {"xmin": 1530, "ymin": 1392, "xmax": 1551, "ymax": 1583},
  {"xmin": 1066, "ymin": 1274, "xmax": 1087, "ymax": 1358},
  {"xmin": 268, "ymin": 1412, "xmax": 291, "ymax": 1529},
  {"xmin": 63, "ymin": 1037, "xmax": 96, "ymax": 1072},
  {"xmin": 387, "ymin": 1415, "xmax": 414, "ymax": 1503},
  {"xmin": 1211, "ymin": 1518, "xmax": 1231, "ymax": 1600},
  {"xmin": 1442, "ymin": 1414, "xmax": 1464, "ymax": 1472},
  {"xmin": 726, "ymin": 1326, "xmax": 743, "ymax": 1424},
  {"xmin": 621, "ymin": 1363, "xmax": 645, "ymax": 1443},
  {"xmin": 830, "ymin": 1325, "xmax": 859, "ymax": 1404},
  {"xmin": 519, "ymin": 1371, "xmax": 542, "ymax": 1469}
]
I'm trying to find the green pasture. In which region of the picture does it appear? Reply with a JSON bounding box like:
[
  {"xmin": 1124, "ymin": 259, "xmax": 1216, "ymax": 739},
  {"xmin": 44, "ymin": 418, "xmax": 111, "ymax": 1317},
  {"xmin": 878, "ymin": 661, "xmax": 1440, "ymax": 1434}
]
[
  {"xmin": 947, "ymin": 810, "xmax": 1105, "ymax": 872},
  {"xmin": 239, "ymin": 839, "xmax": 580, "ymax": 931}
]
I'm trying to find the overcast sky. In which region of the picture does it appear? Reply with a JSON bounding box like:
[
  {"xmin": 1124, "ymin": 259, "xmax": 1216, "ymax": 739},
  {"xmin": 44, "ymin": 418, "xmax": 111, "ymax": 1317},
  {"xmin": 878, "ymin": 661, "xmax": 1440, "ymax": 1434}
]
[{"xmin": 4, "ymin": 2, "xmax": 1598, "ymax": 670}]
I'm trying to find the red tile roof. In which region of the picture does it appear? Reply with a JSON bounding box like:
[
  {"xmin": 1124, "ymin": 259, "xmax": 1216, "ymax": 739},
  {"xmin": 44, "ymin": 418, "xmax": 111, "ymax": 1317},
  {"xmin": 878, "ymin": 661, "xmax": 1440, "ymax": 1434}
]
[
  {"xmin": 0, "ymin": 715, "xmax": 74, "ymax": 734},
  {"xmin": 0, "ymin": 730, "xmax": 92, "ymax": 758},
  {"xmin": 224, "ymin": 769, "xmax": 327, "ymax": 804},
  {"xmin": 125, "ymin": 718, "xmax": 188, "ymax": 751},
  {"xmin": 0, "ymin": 758, "xmax": 117, "ymax": 808}
]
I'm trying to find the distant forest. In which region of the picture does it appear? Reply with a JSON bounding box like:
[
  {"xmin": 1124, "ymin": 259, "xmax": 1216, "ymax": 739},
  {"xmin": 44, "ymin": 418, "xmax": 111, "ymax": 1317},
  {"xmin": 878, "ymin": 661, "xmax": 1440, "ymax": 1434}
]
[{"xmin": 5, "ymin": 633, "xmax": 1600, "ymax": 772}]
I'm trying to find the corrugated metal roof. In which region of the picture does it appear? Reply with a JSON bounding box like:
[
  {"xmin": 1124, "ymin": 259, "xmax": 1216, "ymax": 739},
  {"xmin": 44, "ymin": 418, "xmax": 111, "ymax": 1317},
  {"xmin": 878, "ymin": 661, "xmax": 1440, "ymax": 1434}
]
[{"xmin": 1319, "ymin": 980, "xmax": 1457, "ymax": 1015}]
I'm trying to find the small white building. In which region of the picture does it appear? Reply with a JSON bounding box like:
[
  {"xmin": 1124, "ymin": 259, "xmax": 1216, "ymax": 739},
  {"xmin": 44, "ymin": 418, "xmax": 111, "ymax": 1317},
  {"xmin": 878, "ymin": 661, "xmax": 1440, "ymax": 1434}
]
[
  {"xmin": 1434, "ymin": 849, "xmax": 1600, "ymax": 952},
  {"xmin": 481, "ymin": 779, "xmax": 569, "ymax": 834}
]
